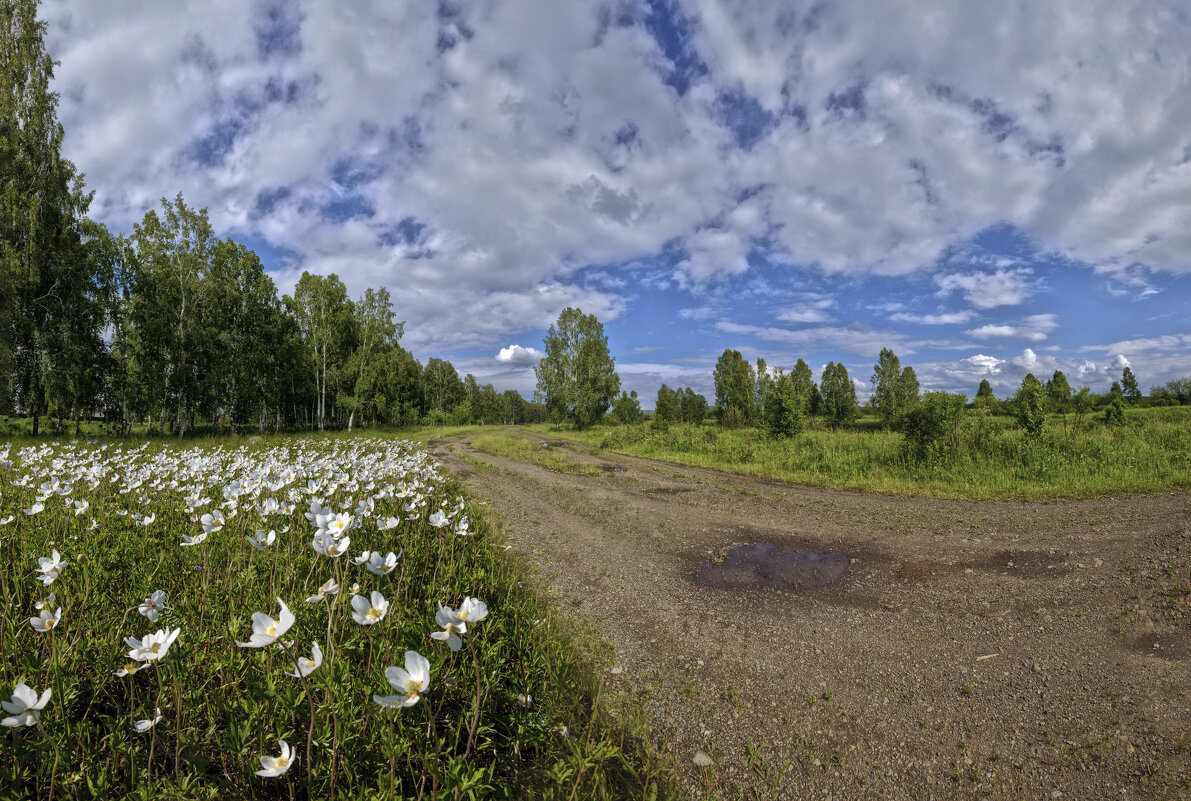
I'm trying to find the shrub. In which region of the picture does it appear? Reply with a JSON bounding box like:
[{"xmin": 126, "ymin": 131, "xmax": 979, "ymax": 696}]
[
  {"xmin": 1103, "ymin": 397, "xmax": 1127, "ymax": 426},
  {"xmin": 1014, "ymin": 375, "xmax": 1046, "ymax": 438},
  {"xmin": 721, "ymin": 405, "xmax": 747, "ymax": 430},
  {"xmin": 899, "ymin": 392, "xmax": 967, "ymax": 461},
  {"xmin": 763, "ymin": 373, "xmax": 805, "ymax": 438}
]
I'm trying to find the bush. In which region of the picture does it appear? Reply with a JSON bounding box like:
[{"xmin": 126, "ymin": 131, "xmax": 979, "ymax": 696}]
[
  {"xmin": 763, "ymin": 373, "xmax": 805, "ymax": 438},
  {"xmin": 1014, "ymin": 376, "xmax": 1046, "ymax": 437},
  {"xmin": 899, "ymin": 392, "xmax": 967, "ymax": 461},
  {"xmin": 721, "ymin": 405, "xmax": 747, "ymax": 430},
  {"xmin": 1103, "ymin": 397, "xmax": 1127, "ymax": 426}
]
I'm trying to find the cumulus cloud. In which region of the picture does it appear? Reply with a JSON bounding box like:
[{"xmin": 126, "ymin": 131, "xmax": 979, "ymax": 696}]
[
  {"xmin": 935, "ymin": 268, "xmax": 1034, "ymax": 309},
  {"xmin": 38, "ymin": 0, "xmax": 1191, "ymax": 365},
  {"xmin": 495, "ymin": 345, "xmax": 543, "ymax": 366},
  {"xmin": 967, "ymin": 313, "xmax": 1058, "ymax": 342}
]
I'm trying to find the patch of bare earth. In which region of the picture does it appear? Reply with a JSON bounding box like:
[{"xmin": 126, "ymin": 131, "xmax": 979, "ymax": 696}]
[{"xmin": 428, "ymin": 432, "xmax": 1191, "ymax": 801}]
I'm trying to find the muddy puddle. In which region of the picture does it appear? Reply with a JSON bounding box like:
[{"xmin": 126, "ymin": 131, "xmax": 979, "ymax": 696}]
[{"xmin": 695, "ymin": 542, "xmax": 849, "ymax": 591}]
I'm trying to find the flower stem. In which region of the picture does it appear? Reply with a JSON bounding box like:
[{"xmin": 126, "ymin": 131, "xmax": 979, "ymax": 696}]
[{"xmin": 277, "ymin": 640, "xmax": 316, "ymax": 800}]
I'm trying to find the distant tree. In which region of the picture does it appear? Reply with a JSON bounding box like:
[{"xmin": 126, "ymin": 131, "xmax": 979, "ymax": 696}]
[
  {"xmin": 1014, "ymin": 373, "xmax": 1046, "ymax": 437},
  {"xmin": 713, "ymin": 349, "xmax": 755, "ymax": 426},
  {"xmin": 612, "ymin": 390, "xmax": 642, "ymax": 424},
  {"xmin": 763, "ymin": 371, "xmax": 804, "ymax": 438},
  {"xmin": 870, "ymin": 348, "xmax": 907, "ymax": 428},
  {"xmin": 534, "ymin": 307, "xmax": 620, "ymax": 429},
  {"xmin": 791, "ymin": 358, "xmax": 815, "ymax": 412},
  {"xmin": 900, "ymin": 392, "xmax": 967, "ymax": 462},
  {"xmin": 820, "ymin": 362, "xmax": 857, "ymax": 430},
  {"xmin": 1103, "ymin": 396, "xmax": 1127, "ymax": 426},
  {"xmin": 1045, "ymin": 370, "xmax": 1071, "ymax": 414},
  {"xmin": 897, "ymin": 366, "xmax": 920, "ymax": 413},
  {"xmin": 1120, "ymin": 366, "xmax": 1141, "ymax": 404},
  {"xmin": 976, "ymin": 379, "xmax": 994, "ymax": 401},
  {"xmin": 1108, "ymin": 380, "xmax": 1123, "ymax": 399},
  {"xmin": 1070, "ymin": 385, "xmax": 1093, "ymax": 434},
  {"xmin": 423, "ymin": 358, "xmax": 465, "ymax": 412},
  {"xmin": 654, "ymin": 384, "xmax": 680, "ymax": 423},
  {"xmin": 679, "ymin": 387, "xmax": 708, "ymax": 425},
  {"xmin": 754, "ymin": 358, "xmax": 773, "ymax": 420}
]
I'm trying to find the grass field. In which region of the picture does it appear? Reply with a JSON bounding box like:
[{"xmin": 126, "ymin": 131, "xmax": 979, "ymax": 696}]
[
  {"xmin": 0, "ymin": 435, "xmax": 672, "ymax": 799},
  {"xmin": 535, "ymin": 406, "xmax": 1191, "ymax": 500}
]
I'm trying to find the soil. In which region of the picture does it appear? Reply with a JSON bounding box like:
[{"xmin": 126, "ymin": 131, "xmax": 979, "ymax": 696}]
[{"xmin": 429, "ymin": 430, "xmax": 1191, "ymax": 801}]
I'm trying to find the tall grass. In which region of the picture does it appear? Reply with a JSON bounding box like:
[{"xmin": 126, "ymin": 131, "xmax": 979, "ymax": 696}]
[
  {"xmin": 470, "ymin": 430, "xmax": 602, "ymax": 476},
  {"xmin": 550, "ymin": 407, "xmax": 1191, "ymax": 499}
]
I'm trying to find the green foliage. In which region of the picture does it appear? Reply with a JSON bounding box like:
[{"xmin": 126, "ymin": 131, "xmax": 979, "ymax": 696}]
[
  {"xmin": 1014, "ymin": 374, "xmax": 1046, "ymax": 437},
  {"xmin": 870, "ymin": 349, "xmax": 917, "ymax": 428},
  {"xmin": 899, "ymin": 392, "xmax": 967, "ymax": 462},
  {"xmin": 534, "ymin": 307, "xmax": 620, "ymax": 430},
  {"xmin": 1045, "ymin": 370, "xmax": 1072, "ymax": 414},
  {"xmin": 712, "ymin": 349, "xmax": 754, "ymax": 426},
  {"xmin": 1121, "ymin": 366, "xmax": 1141, "ymax": 404},
  {"xmin": 763, "ymin": 371, "xmax": 805, "ymax": 438},
  {"xmin": 820, "ymin": 362, "xmax": 857, "ymax": 430},
  {"xmin": 611, "ymin": 390, "xmax": 642, "ymax": 424},
  {"xmin": 791, "ymin": 359, "xmax": 816, "ymax": 413},
  {"xmin": 1103, "ymin": 397, "xmax": 1127, "ymax": 426}
]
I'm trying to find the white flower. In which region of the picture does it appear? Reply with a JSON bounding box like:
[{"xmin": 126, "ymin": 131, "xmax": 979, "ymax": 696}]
[
  {"xmin": 248, "ymin": 529, "xmax": 276, "ymax": 550},
  {"xmin": 377, "ymin": 516, "xmax": 400, "ymax": 531},
  {"xmin": 323, "ymin": 512, "xmax": 352, "ymax": 538},
  {"xmin": 126, "ymin": 627, "xmax": 181, "ymax": 663},
  {"xmin": 0, "ymin": 515, "xmax": 14, "ymax": 526},
  {"xmin": 138, "ymin": 590, "xmax": 166, "ymax": 623},
  {"xmin": 236, "ymin": 599, "xmax": 295, "ymax": 648},
  {"xmin": 140, "ymin": 513, "xmax": 156, "ymax": 527},
  {"xmin": 428, "ymin": 510, "xmax": 448, "ymax": 528},
  {"xmin": 517, "ymin": 693, "xmax": 533, "ymax": 708},
  {"xmin": 114, "ymin": 661, "xmax": 150, "ymax": 678},
  {"xmin": 29, "ymin": 607, "xmax": 61, "ymax": 633},
  {"xmin": 256, "ymin": 739, "xmax": 296, "ymax": 778},
  {"xmin": 287, "ymin": 642, "xmax": 322, "ymax": 678},
  {"xmin": 72, "ymin": 499, "xmax": 89, "ymax": 516},
  {"xmin": 430, "ymin": 605, "xmax": 466, "ymax": 651},
  {"xmin": 23, "ymin": 502, "xmax": 44, "ymax": 516},
  {"xmin": 180, "ymin": 531, "xmax": 208, "ymax": 547},
  {"xmin": 1, "ymin": 684, "xmax": 51, "ymax": 728},
  {"xmin": 353, "ymin": 549, "xmax": 374, "ymax": 566},
  {"xmin": 132, "ymin": 709, "xmax": 163, "ymax": 733},
  {"xmin": 374, "ymin": 651, "xmax": 430, "ymax": 708},
  {"xmin": 365, "ymin": 550, "xmax": 400, "ymax": 576},
  {"xmin": 350, "ymin": 591, "xmax": 389, "ymax": 625},
  {"xmin": 304, "ymin": 578, "xmax": 338, "ymax": 603},
  {"xmin": 35, "ymin": 550, "xmax": 65, "ymax": 586},
  {"xmin": 200, "ymin": 511, "xmax": 225, "ymax": 534},
  {"xmin": 455, "ymin": 597, "xmax": 489, "ymax": 625},
  {"xmin": 34, "ymin": 593, "xmax": 55, "ymax": 611},
  {"xmin": 311, "ymin": 532, "xmax": 349, "ymax": 558}
]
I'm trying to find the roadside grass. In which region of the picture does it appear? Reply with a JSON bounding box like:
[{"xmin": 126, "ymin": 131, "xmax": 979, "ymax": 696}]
[
  {"xmin": 0, "ymin": 434, "xmax": 673, "ymax": 799},
  {"xmin": 530, "ymin": 407, "xmax": 1191, "ymax": 500},
  {"xmin": 469, "ymin": 430, "xmax": 603, "ymax": 477}
]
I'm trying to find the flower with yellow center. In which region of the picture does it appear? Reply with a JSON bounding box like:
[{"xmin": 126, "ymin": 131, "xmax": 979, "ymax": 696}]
[{"xmin": 374, "ymin": 651, "xmax": 430, "ymax": 708}]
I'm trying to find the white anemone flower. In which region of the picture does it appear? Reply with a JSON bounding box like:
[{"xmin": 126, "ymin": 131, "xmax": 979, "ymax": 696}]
[
  {"xmin": 1, "ymin": 684, "xmax": 51, "ymax": 728},
  {"xmin": 132, "ymin": 709, "xmax": 163, "ymax": 733},
  {"xmin": 23, "ymin": 502, "xmax": 44, "ymax": 516},
  {"xmin": 374, "ymin": 651, "xmax": 430, "ymax": 708},
  {"xmin": 200, "ymin": 511, "xmax": 224, "ymax": 534},
  {"xmin": 324, "ymin": 512, "xmax": 352, "ymax": 538},
  {"xmin": 180, "ymin": 531, "xmax": 208, "ymax": 547},
  {"xmin": 140, "ymin": 513, "xmax": 156, "ymax": 527},
  {"xmin": 34, "ymin": 593, "xmax": 55, "ymax": 611},
  {"xmin": 430, "ymin": 606, "xmax": 466, "ymax": 651},
  {"xmin": 287, "ymin": 642, "xmax": 323, "ymax": 678},
  {"xmin": 236, "ymin": 599, "xmax": 295, "ymax": 648},
  {"xmin": 248, "ymin": 529, "xmax": 276, "ymax": 550},
  {"xmin": 455, "ymin": 597, "xmax": 489, "ymax": 625},
  {"xmin": 126, "ymin": 627, "xmax": 181, "ymax": 663},
  {"xmin": 138, "ymin": 590, "xmax": 166, "ymax": 623},
  {"xmin": 353, "ymin": 549, "xmax": 375, "ymax": 566},
  {"xmin": 72, "ymin": 499, "xmax": 89, "ymax": 516},
  {"xmin": 35, "ymin": 550, "xmax": 65, "ymax": 586},
  {"xmin": 377, "ymin": 516, "xmax": 400, "ymax": 531},
  {"xmin": 311, "ymin": 532, "xmax": 349, "ymax": 558},
  {"xmin": 114, "ymin": 660, "xmax": 150, "ymax": 678},
  {"xmin": 350, "ymin": 591, "xmax": 389, "ymax": 625},
  {"xmin": 428, "ymin": 510, "xmax": 448, "ymax": 528},
  {"xmin": 304, "ymin": 578, "xmax": 338, "ymax": 603},
  {"xmin": 0, "ymin": 515, "xmax": 13, "ymax": 526},
  {"xmin": 30, "ymin": 607, "xmax": 61, "ymax": 633},
  {"xmin": 256, "ymin": 739, "xmax": 296, "ymax": 778},
  {"xmin": 365, "ymin": 550, "xmax": 400, "ymax": 576}
]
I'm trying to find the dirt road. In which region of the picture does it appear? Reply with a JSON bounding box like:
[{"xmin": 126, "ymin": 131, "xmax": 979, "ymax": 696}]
[{"xmin": 430, "ymin": 431, "xmax": 1191, "ymax": 800}]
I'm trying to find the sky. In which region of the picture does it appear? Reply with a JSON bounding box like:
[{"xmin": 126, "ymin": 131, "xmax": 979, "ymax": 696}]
[{"xmin": 42, "ymin": 0, "xmax": 1191, "ymax": 405}]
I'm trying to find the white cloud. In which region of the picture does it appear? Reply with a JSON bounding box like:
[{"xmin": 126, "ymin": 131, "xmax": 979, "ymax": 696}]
[
  {"xmin": 967, "ymin": 313, "xmax": 1058, "ymax": 342},
  {"xmin": 935, "ymin": 268, "xmax": 1034, "ymax": 309},
  {"xmin": 889, "ymin": 310, "xmax": 975, "ymax": 325},
  {"xmin": 38, "ymin": 0, "xmax": 1191, "ymax": 362},
  {"xmin": 963, "ymin": 354, "xmax": 1005, "ymax": 375},
  {"xmin": 495, "ymin": 345, "xmax": 543, "ymax": 366}
]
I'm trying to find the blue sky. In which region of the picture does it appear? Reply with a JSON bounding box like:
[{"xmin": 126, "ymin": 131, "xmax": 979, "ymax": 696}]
[{"xmin": 44, "ymin": 0, "xmax": 1191, "ymax": 404}]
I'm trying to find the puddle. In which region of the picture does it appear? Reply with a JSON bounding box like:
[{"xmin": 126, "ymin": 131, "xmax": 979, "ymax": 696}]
[{"xmin": 695, "ymin": 542, "xmax": 849, "ymax": 591}]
